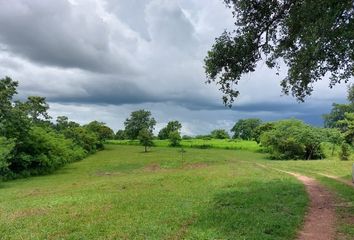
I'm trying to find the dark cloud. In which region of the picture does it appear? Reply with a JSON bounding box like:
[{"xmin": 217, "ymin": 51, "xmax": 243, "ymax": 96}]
[
  {"xmin": 0, "ymin": 0, "xmax": 348, "ymax": 134},
  {"xmin": 0, "ymin": 0, "xmax": 138, "ymax": 74}
]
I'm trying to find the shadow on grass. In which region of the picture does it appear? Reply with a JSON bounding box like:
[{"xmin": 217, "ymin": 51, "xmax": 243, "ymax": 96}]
[{"xmin": 189, "ymin": 180, "xmax": 307, "ymax": 240}]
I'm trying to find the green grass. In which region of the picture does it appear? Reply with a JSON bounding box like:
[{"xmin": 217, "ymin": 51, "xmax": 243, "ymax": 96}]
[
  {"xmin": 108, "ymin": 139, "xmax": 262, "ymax": 152},
  {"xmin": 0, "ymin": 145, "xmax": 307, "ymax": 240}
]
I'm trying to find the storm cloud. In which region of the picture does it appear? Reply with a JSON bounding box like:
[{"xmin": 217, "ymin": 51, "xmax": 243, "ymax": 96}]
[{"xmin": 0, "ymin": 0, "xmax": 348, "ymax": 134}]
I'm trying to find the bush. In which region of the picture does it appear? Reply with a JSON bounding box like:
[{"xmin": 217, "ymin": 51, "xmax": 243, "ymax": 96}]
[
  {"xmin": 339, "ymin": 142, "xmax": 351, "ymax": 160},
  {"xmin": 169, "ymin": 131, "xmax": 181, "ymax": 147},
  {"xmin": 0, "ymin": 137, "xmax": 15, "ymax": 179},
  {"xmin": 261, "ymin": 119, "xmax": 325, "ymax": 160}
]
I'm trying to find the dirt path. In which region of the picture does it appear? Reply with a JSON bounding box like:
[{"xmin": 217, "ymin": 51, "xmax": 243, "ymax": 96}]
[
  {"xmin": 316, "ymin": 173, "xmax": 354, "ymax": 188},
  {"xmin": 256, "ymin": 164, "xmax": 336, "ymax": 240}
]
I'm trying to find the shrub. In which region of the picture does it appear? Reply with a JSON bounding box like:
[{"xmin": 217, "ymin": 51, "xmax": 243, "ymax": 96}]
[
  {"xmin": 0, "ymin": 137, "xmax": 15, "ymax": 179},
  {"xmin": 261, "ymin": 119, "xmax": 325, "ymax": 160},
  {"xmin": 169, "ymin": 131, "xmax": 181, "ymax": 147},
  {"xmin": 339, "ymin": 142, "xmax": 351, "ymax": 160}
]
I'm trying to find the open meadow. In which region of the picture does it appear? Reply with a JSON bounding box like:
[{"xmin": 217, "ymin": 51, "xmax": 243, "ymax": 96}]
[{"xmin": 1, "ymin": 144, "xmax": 354, "ymax": 239}]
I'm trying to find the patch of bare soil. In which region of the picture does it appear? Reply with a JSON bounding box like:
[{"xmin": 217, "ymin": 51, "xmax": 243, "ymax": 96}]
[
  {"xmin": 95, "ymin": 171, "xmax": 121, "ymax": 176},
  {"xmin": 183, "ymin": 162, "xmax": 209, "ymax": 169},
  {"xmin": 10, "ymin": 207, "xmax": 50, "ymax": 220},
  {"xmin": 167, "ymin": 216, "xmax": 196, "ymax": 240},
  {"xmin": 144, "ymin": 163, "xmax": 161, "ymax": 172}
]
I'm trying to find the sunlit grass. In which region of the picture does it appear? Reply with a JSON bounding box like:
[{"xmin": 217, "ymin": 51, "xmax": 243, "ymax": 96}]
[{"xmin": 1, "ymin": 145, "xmax": 306, "ymax": 240}]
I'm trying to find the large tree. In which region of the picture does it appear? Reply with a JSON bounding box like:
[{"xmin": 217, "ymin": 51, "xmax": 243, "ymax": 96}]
[
  {"xmin": 124, "ymin": 110, "xmax": 156, "ymax": 140},
  {"xmin": 231, "ymin": 118, "xmax": 262, "ymax": 140},
  {"xmin": 323, "ymin": 84, "xmax": 354, "ymax": 129},
  {"xmin": 205, "ymin": 0, "xmax": 354, "ymax": 106}
]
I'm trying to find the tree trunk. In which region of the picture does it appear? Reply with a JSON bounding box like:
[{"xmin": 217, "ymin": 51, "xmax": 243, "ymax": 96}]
[{"xmin": 144, "ymin": 145, "xmax": 147, "ymax": 152}]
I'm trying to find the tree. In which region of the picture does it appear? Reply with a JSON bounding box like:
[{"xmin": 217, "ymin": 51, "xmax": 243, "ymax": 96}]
[
  {"xmin": 339, "ymin": 142, "xmax": 351, "ymax": 160},
  {"xmin": 169, "ymin": 131, "xmax": 181, "ymax": 147},
  {"xmin": 253, "ymin": 122, "xmax": 275, "ymax": 144},
  {"xmin": 138, "ymin": 128, "xmax": 154, "ymax": 152},
  {"xmin": 55, "ymin": 116, "xmax": 80, "ymax": 131},
  {"xmin": 158, "ymin": 121, "xmax": 182, "ymax": 140},
  {"xmin": 323, "ymin": 85, "xmax": 354, "ymax": 129},
  {"xmin": 21, "ymin": 96, "xmax": 51, "ymax": 123},
  {"xmin": 205, "ymin": 0, "xmax": 354, "ymax": 106},
  {"xmin": 115, "ymin": 130, "xmax": 126, "ymax": 140},
  {"xmin": 85, "ymin": 121, "xmax": 114, "ymax": 141},
  {"xmin": 124, "ymin": 110, "xmax": 156, "ymax": 140},
  {"xmin": 323, "ymin": 128, "xmax": 344, "ymax": 156},
  {"xmin": 231, "ymin": 118, "xmax": 262, "ymax": 140},
  {"xmin": 338, "ymin": 112, "xmax": 354, "ymax": 144},
  {"xmin": 323, "ymin": 103, "xmax": 353, "ymax": 130},
  {"xmin": 210, "ymin": 129, "xmax": 230, "ymax": 139}
]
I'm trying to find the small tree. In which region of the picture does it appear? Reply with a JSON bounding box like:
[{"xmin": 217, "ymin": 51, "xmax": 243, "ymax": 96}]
[
  {"xmin": 323, "ymin": 128, "xmax": 344, "ymax": 156},
  {"xmin": 138, "ymin": 128, "xmax": 154, "ymax": 152},
  {"xmin": 169, "ymin": 131, "xmax": 181, "ymax": 147},
  {"xmin": 339, "ymin": 142, "xmax": 351, "ymax": 161}
]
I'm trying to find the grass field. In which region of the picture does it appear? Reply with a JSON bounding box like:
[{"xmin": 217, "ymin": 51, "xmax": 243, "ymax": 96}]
[
  {"xmin": 107, "ymin": 139, "xmax": 262, "ymax": 152},
  {"xmin": 1, "ymin": 144, "xmax": 353, "ymax": 239}
]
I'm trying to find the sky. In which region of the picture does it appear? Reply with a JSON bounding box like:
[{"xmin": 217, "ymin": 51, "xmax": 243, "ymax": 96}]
[{"xmin": 0, "ymin": 0, "xmax": 348, "ymax": 135}]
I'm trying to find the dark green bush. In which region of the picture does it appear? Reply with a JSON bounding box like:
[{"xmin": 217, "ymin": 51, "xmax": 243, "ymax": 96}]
[
  {"xmin": 339, "ymin": 142, "xmax": 351, "ymax": 160},
  {"xmin": 261, "ymin": 119, "xmax": 325, "ymax": 160}
]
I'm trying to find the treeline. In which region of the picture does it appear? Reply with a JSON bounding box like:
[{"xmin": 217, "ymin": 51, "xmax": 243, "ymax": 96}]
[
  {"xmin": 0, "ymin": 77, "xmax": 115, "ymax": 180},
  {"xmin": 116, "ymin": 86, "xmax": 354, "ymax": 160}
]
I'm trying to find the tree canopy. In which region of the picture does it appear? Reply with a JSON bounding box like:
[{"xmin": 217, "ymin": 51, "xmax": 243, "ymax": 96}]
[
  {"xmin": 158, "ymin": 121, "xmax": 182, "ymax": 140},
  {"xmin": 231, "ymin": 118, "xmax": 262, "ymax": 140},
  {"xmin": 124, "ymin": 110, "xmax": 156, "ymax": 140},
  {"xmin": 205, "ymin": 0, "xmax": 354, "ymax": 106}
]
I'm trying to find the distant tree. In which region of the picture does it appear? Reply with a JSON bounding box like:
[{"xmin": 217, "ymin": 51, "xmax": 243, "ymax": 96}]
[
  {"xmin": 205, "ymin": 0, "xmax": 354, "ymax": 106},
  {"xmin": 138, "ymin": 128, "xmax": 154, "ymax": 152},
  {"xmin": 85, "ymin": 121, "xmax": 114, "ymax": 141},
  {"xmin": 195, "ymin": 134, "xmax": 212, "ymax": 140},
  {"xmin": 210, "ymin": 129, "xmax": 230, "ymax": 139},
  {"xmin": 182, "ymin": 135, "xmax": 192, "ymax": 140},
  {"xmin": 169, "ymin": 131, "xmax": 182, "ymax": 147},
  {"xmin": 115, "ymin": 130, "xmax": 126, "ymax": 140},
  {"xmin": 231, "ymin": 118, "xmax": 262, "ymax": 140},
  {"xmin": 158, "ymin": 121, "xmax": 182, "ymax": 140},
  {"xmin": 253, "ymin": 122, "xmax": 275, "ymax": 144},
  {"xmin": 124, "ymin": 110, "xmax": 156, "ymax": 140}
]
